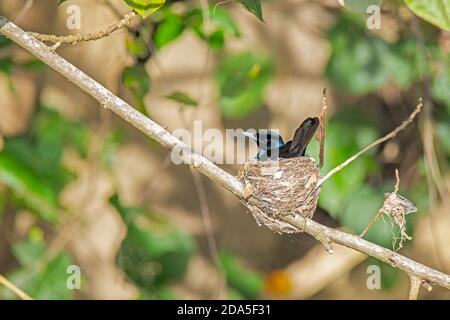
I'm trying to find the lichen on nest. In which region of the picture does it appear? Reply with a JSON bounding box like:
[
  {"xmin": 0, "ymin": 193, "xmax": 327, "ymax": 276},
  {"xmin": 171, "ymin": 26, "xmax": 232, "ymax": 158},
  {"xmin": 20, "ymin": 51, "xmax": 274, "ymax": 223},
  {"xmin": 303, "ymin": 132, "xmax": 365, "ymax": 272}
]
[{"xmin": 238, "ymin": 157, "xmax": 321, "ymax": 234}]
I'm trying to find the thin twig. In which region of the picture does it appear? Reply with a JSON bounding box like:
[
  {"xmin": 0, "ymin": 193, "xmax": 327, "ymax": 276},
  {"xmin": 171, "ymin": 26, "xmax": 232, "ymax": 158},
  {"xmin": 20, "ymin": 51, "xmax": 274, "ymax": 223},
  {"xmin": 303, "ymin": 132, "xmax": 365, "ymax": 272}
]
[
  {"xmin": 359, "ymin": 209, "xmax": 383, "ymax": 238},
  {"xmin": 360, "ymin": 169, "xmax": 401, "ymax": 238},
  {"xmin": 1, "ymin": 18, "xmax": 449, "ymax": 291},
  {"xmin": 394, "ymin": 168, "xmax": 400, "ymax": 193},
  {"xmin": 0, "ymin": 274, "xmax": 33, "ymax": 300},
  {"xmin": 318, "ymin": 87, "xmax": 327, "ymax": 169},
  {"xmin": 29, "ymin": 11, "xmax": 137, "ymax": 45},
  {"xmin": 409, "ymin": 275, "xmax": 423, "ymax": 300},
  {"xmin": 317, "ymin": 99, "xmax": 423, "ymax": 187}
]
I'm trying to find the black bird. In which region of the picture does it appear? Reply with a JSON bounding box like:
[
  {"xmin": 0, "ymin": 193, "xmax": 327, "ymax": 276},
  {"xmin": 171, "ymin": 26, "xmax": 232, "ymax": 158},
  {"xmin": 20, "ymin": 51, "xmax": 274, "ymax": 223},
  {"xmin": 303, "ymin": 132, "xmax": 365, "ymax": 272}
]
[{"xmin": 243, "ymin": 117, "xmax": 319, "ymax": 160}]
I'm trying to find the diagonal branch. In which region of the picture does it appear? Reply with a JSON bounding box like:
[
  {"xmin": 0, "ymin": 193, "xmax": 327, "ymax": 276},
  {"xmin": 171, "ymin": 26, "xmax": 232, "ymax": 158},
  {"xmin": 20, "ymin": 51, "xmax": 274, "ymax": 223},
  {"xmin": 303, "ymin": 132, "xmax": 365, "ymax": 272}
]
[
  {"xmin": 0, "ymin": 273, "xmax": 33, "ymax": 300},
  {"xmin": 1, "ymin": 16, "xmax": 449, "ymax": 292},
  {"xmin": 317, "ymin": 100, "xmax": 422, "ymax": 188}
]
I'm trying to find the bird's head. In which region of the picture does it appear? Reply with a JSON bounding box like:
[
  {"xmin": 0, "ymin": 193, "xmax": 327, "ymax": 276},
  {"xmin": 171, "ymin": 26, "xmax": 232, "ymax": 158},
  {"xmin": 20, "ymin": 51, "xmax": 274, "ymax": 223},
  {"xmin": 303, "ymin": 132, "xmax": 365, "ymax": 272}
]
[
  {"xmin": 242, "ymin": 129, "xmax": 285, "ymax": 160},
  {"xmin": 242, "ymin": 129, "xmax": 285, "ymax": 150}
]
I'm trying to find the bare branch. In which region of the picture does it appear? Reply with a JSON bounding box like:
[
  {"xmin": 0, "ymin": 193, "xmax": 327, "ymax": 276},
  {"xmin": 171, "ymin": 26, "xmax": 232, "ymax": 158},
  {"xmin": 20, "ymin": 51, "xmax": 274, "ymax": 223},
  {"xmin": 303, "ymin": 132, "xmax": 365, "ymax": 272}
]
[
  {"xmin": 1, "ymin": 17, "xmax": 449, "ymax": 292},
  {"xmin": 29, "ymin": 11, "xmax": 137, "ymax": 45},
  {"xmin": 317, "ymin": 100, "xmax": 422, "ymax": 187},
  {"xmin": 0, "ymin": 274, "xmax": 33, "ymax": 300},
  {"xmin": 360, "ymin": 168, "xmax": 400, "ymax": 238},
  {"xmin": 408, "ymin": 275, "xmax": 432, "ymax": 300},
  {"xmin": 409, "ymin": 276, "xmax": 421, "ymax": 300},
  {"xmin": 359, "ymin": 209, "xmax": 383, "ymax": 238},
  {"xmin": 318, "ymin": 87, "xmax": 327, "ymax": 169}
]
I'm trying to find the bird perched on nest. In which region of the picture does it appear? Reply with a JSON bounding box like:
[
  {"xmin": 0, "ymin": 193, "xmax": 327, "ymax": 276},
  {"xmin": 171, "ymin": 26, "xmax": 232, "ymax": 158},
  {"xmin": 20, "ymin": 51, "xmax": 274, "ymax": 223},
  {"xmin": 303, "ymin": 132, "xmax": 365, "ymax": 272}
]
[{"xmin": 243, "ymin": 117, "xmax": 320, "ymax": 160}]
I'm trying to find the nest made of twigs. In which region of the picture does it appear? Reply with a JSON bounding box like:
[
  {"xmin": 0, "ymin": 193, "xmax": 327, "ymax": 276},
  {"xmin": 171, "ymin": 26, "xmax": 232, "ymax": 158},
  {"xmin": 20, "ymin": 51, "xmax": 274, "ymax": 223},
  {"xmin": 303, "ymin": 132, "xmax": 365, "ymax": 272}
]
[
  {"xmin": 381, "ymin": 191, "xmax": 417, "ymax": 251},
  {"xmin": 238, "ymin": 157, "xmax": 321, "ymax": 234}
]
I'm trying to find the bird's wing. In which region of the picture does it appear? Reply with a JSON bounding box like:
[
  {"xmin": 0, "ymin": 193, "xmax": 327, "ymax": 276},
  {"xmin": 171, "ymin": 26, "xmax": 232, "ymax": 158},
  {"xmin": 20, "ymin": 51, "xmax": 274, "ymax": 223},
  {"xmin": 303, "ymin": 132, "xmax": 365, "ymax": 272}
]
[{"xmin": 287, "ymin": 117, "xmax": 319, "ymax": 157}]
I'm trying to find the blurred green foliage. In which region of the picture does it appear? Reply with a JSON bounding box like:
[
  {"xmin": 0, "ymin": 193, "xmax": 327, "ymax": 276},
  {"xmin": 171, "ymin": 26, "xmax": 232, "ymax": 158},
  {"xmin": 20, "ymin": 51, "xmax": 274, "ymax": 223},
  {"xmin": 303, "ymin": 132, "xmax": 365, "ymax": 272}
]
[
  {"xmin": 1, "ymin": 227, "xmax": 75, "ymax": 299},
  {"xmin": 365, "ymin": 257, "xmax": 402, "ymax": 290},
  {"xmin": 122, "ymin": 64, "xmax": 151, "ymax": 114},
  {"xmin": 1, "ymin": 0, "xmax": 450, "ymax": 300},
  {"xmin": 219, "ymin": 252, "xmax": 264, "ymax": 299},
  {"xmin": 326, "ymin": 13, "xmax": 424, "ymax": 94},
  {"xmin": 165, "ymin": 91, "xmax": 199, "ymax": 107},
  {"xmin": 0, "ymin": 108, "xmax": 88, "ymax": 222},
  {"xmin": 322, "ymin": 8, "xmax": 450, "ymax": 266},
  {"xmin": 153, "ymin": 6, "xmax": 241, "ymax": 50},
  {"xmin": 110, "ymin": 194, "xmax": 196, "ymax": 298},
  {"xmin": 215, "ymin": 52, "xmax": 274, "ymax": 118}
]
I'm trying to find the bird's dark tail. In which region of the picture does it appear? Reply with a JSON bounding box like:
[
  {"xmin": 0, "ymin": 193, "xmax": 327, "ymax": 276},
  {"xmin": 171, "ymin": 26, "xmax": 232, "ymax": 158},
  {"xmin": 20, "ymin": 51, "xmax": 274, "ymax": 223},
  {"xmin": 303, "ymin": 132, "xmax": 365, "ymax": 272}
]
[{"xmin": 283, "ymin": 117, "xmax": 319, "ymax": 158}]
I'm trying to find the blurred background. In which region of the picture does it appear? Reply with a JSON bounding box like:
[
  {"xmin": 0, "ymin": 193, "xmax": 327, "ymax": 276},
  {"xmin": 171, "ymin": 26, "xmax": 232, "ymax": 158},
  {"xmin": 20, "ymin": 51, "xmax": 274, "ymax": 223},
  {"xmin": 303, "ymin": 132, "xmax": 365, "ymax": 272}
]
[{"xmin": 0, "ymin": 0, "xmax": 449, "ymax": 299}]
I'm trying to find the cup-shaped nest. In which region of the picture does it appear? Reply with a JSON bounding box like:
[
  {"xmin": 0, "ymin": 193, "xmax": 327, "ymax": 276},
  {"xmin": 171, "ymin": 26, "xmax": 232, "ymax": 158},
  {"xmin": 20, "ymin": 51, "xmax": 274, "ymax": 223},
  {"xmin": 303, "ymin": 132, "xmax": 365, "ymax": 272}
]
[{"xmin": 238, "ymin": 157, "xmax": 321, "ymax": 234}]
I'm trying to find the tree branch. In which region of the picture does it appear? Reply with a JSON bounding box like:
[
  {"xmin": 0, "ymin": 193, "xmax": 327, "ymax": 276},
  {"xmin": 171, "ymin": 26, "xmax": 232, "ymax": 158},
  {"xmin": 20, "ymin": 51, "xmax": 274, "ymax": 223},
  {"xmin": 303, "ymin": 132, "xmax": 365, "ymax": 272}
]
[
  {"xmin": 317, "ymin": 100, "xmax": 422, "ymax": 188},
  {"xmin": 1, "ymin": 16, "xmax": 449, "ymax": 292},
  {"xmin": 29, "ymin": 11, "xmax": 136, "ymax": 45},
  {"xmin": 0, "ymin": 273, "xmax": 33, "ymax": 300},
  {"xmin": 318, "ymin": 87, "xmax": 327, "ymax": 169}
]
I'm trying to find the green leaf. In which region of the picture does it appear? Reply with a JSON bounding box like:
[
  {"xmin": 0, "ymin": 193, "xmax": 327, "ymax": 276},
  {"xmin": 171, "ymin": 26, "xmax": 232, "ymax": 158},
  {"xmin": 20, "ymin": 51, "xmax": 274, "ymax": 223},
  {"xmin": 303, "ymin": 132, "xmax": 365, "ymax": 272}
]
[
  {"xmin": 405, "ymin": 0, "xmax": 450, "ymax": 31},
  {"xmin": 220, "ymin": 252, "xmax": 264, "ymax": 299},
  {"xmin": 215, "ymin": 52, "xmax": 274, "ymax": 118},
  {"xmin": 58, "ymin": 0, "xmax": 68, "ymax": 4},
  {"xmin": 206, "ymin": 29, "xmax": 225, "ymax": 49},
  {"xmin": 164, "ymin": 91, "xmax": 198, "ymax": 107},
  {"xmin": 237, "ymin": 0, "xmax": 264, "ymax": 22},
  {"xmin": 124, "ymin": 0, "xmax": 166, "ymax": 18},
  {"xmin": 126, "ymin": 37, "xmax": 149, "ymax": 59},
  {"xmin": 154, "ymin": 12, "xmax": 185, "ymax": 49},
  {"xmin": 121, "ymin": 64, "xmax": 150, "ymax": 114},
  {"xmin": 184, "ymin": 7, "xmax": 240, "ymax": 50},
  {"xmin": 0, "ymin": 152, "xmax": 59, "ymax": 222}
]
